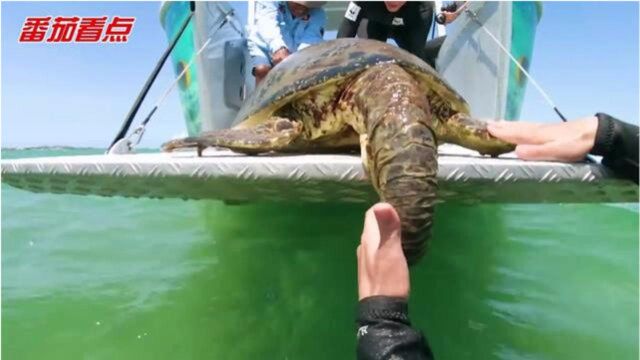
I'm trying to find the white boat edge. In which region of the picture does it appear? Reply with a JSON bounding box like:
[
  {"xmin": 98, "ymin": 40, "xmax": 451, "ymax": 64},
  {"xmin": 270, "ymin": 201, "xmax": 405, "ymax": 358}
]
[{"xmin": 2, "ymin": 145, "xmax": 637, "ymax": 204}]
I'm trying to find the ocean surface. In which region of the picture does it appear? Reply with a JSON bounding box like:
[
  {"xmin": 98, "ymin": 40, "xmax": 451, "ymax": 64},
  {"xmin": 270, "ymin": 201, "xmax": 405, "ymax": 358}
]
[{"xmin": 2, "ymin": 149, "xmax": 638, "ymax": 359}]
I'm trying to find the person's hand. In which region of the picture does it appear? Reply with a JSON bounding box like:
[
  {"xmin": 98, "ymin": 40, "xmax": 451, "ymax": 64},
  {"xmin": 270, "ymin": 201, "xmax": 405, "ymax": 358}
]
[
  {"xmin": 441, "ymin": 11, "xmax": 459, "ymax": 24},
  {"xmin": 271, "ymin": 47, "xmax": 290, "ymax": 65},
  {"xmin": 439, "ymin": 1, "xmax": 467, "ymax": 24},
  {"xmin": 487, "ymin": 116, "xmax": 598, "ymax": 162},
  {"xmin": 357, "ymin": 203, "xmax": 410, "ymax": 301}
]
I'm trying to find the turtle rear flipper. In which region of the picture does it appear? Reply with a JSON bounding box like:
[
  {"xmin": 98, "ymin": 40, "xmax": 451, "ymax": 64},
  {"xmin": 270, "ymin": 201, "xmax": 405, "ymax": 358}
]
[
  {"xmin": 162, "ymin": 117, "xmax": 303, "ymax": 156},
  {"xmin": 441, "ymin": 113, "xmax": 515, "ymax": 157}
]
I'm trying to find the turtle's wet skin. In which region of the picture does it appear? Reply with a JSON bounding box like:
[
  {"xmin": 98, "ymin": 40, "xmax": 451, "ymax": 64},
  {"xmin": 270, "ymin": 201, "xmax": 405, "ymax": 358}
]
[{"xmin": 162, "ymin": 38, "xmax": 514, "ymax": 264}]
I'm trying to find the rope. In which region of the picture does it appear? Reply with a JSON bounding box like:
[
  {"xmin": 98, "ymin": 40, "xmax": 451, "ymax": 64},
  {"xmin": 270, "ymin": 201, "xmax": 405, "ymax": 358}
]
[
  {"xmin": 465, "ymin": 7, "xmax": 598, "ymax": 162},
  {"xmin": 465, "ymin": 8, "xmax": 568, "ymax": 122},
  {"xmin": 129, "ymin": 15, "xmax": 231, "ymax": 146},
  {"xmin": 150, "ymin": 37, "xmax": 212, "ymax": 122}
]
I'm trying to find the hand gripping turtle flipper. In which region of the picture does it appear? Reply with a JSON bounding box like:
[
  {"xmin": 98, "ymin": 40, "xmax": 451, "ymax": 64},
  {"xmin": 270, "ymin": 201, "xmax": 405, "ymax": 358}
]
[
  {"xmin": 161, "ymin": 117, "xmax": 303, "ymax": 156},
  {"xmin": 348, "ymin": 63, "xmax": 438, "ymax": 265}
]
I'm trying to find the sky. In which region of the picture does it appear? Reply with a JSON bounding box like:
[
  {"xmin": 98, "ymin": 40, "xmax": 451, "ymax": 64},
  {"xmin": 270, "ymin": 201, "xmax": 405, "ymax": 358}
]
[{"xmin": 1, "ymin": 1, "xmax": 638, "ymax": 148}]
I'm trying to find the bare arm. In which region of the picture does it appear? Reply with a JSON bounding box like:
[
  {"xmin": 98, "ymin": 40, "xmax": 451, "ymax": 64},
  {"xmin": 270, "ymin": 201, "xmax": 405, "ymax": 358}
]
[{"xmin": 487, "ymin": 113, "xmax": 639, "ymax": 183}]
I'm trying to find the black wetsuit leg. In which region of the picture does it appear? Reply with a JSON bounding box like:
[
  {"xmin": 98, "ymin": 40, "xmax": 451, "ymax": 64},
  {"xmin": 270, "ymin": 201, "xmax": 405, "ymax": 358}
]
[{"xmin": 423, "ymin": 35, "xmax": 446, "ymax": 68}]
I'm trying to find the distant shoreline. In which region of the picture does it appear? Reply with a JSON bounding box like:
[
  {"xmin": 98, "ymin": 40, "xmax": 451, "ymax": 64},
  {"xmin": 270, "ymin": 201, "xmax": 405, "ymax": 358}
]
[
  {"xmin": 1, "ymin": 146, "xmax": 157, "ymax": 151},
  {"xmin": 1, "ymin": 146, "xmax": 97, "ymax": 151}
]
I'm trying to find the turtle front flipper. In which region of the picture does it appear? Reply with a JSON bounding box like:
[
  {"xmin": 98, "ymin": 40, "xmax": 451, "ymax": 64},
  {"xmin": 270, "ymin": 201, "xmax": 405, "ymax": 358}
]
[
  {"xmin": 440, "ymin": 113, "xmax": 515, "ymax": 157},
  {"xmin": 162, "ymin": 117, "xmax": 303, "ymax": 156}
]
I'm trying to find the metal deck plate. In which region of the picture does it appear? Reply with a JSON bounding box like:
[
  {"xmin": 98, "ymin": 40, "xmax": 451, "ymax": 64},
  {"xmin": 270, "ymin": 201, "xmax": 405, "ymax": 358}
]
[{"xmin": 1, "ymin": 145, "xmax": 637, "ymax": 204}]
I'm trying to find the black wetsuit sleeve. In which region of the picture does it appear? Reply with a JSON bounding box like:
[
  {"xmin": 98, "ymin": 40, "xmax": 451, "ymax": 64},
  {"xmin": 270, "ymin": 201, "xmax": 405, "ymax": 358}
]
[
  {"xmin": 591, "ymin": 113, "xmax": 639, "ymax": 184},
  {"xmin": 337, "ymin": 2, "xmax": 364, "ymax": 38},
  {"xmin": 356, "ymin": 296, "xmax": 434, "ymax": 360}
]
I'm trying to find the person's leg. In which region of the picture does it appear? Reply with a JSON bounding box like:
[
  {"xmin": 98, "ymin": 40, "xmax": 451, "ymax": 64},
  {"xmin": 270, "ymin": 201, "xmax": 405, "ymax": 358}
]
[
  {"xmin": 252, "ymin": 64, "xmax": 271, "ymax": 86},
  {"xmin": 423, "ymin": 36, "xmax": 446, "ymax": 69},
  {"xmin": 248, "ymin": 42, "xmax": 273, "ymax": 86}
]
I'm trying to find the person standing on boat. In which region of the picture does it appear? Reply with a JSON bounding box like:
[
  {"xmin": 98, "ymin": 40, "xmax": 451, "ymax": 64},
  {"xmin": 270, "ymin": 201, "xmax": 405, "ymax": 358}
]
[
  {"xmin": 336, "ymin": 1, "xmax": 460, "ymax": 68},
  {"xmin": 248, "ymin": 1, "xmax": 327, "ymax": 85}
]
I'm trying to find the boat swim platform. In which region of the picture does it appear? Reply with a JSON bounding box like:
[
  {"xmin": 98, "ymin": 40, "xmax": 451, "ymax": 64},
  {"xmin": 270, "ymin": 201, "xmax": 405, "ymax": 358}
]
[{"xmin": 1, "ymin": 145, "xmax": 637, "ymax": 204}]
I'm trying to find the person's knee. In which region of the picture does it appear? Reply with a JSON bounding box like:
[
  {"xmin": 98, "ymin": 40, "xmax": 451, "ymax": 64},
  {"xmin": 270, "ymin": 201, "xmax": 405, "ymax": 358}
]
[
  {"xmin": 253, "ymin": 64, "xmax": 272, "ymax": 85},
  {"xmin": 253, "ymin": 64, "xmax": 272, "ymax": 78}
]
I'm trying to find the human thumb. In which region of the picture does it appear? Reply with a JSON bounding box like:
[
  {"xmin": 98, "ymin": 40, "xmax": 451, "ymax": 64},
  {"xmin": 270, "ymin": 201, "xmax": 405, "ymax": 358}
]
[{"xmin": 372, "ymin": 203, "xmax": 402, "ymax": 249}]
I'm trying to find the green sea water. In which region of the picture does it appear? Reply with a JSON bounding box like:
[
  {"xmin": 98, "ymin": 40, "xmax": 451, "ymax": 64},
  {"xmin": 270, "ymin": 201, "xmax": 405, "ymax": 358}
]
[{"xmin": 2, "ymin": 149, "xmax": 638, "ymax": 359}]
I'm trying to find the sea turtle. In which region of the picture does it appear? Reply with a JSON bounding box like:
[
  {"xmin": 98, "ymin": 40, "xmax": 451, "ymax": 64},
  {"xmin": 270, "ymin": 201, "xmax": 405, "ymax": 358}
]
[{"xmin": 162, "ymin": 38, "xmax": 514, "ymax": 264}]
